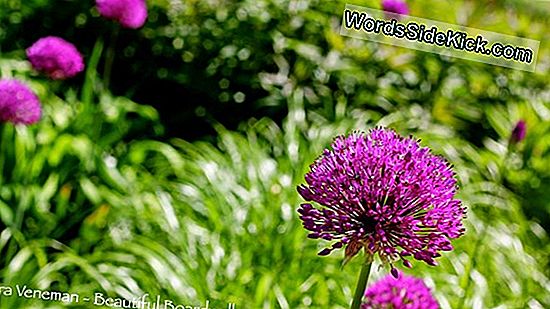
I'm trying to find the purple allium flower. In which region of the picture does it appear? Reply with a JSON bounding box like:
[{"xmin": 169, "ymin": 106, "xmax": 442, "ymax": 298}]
[
  {"xmin": 26, "ymin": 36, "xmax": 84, "ymax": 80},
  {"xmin": 362, "ymin": 272, "xmax": 439, "ymax": 309},
  {"xmin": 297, "ymin": 128, "xmax": 465, "ymax": 273},
  {"xmin": 382, "ymin": 0, "xmax": 409, "ymax": 16},
  {"xmin": 96, "ymin": 0, "xmax": 148, "ymax": 29},
  {"xmin": 0, "ymin": 79, "xmax": 42, "ymax": 125},
  {"xmin": 509, "ymin": 120, "xmax": 526, "ymax": 145}
]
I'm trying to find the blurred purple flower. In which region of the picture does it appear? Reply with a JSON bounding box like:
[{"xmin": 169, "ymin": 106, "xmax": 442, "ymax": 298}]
[
  {"xmin": 297, "ymin": 128, "xmax": 465, "ymax": 274},
  {"xmin": 26, "ymin": 36, "xmax": 84, "ymax": 80},
  {"xmin": 96, "ymin": 0, "xmax": 148, "ymax": 29},
  {"xmin": 362, "ymin": 272, "xmax": 439, "ymax": 309},
  {"xmin": 509, "ymin": 120, "xmax": 526, "ymax": 145},
  {"xmin": 0, "ymin": 79, "xmax": 42, "ymax": 125},
  {"xmin": 382, "ymin": 0, "xmax": 409, "ymax": 16}
]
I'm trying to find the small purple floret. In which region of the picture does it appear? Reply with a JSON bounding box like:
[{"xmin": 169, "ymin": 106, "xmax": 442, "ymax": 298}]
[
  {"xmin": 26, "ymin": 36, "xmax": 84, "ymax": 80},
  {"xmin": 96, "ymin": 0, "xmax": 148, "ymax": 29},
  {"xmin": 509, "ymin": 120, "xmax": 526, "ymax": 145},
  {"xmin": 0, "ymin": 79, "xmax": 42, "ymax": 125},
  {"xmin": 362, "ymin": 272, "xmax": 439, "ymax": 309},
  {"xmin": 382, "ymin": 0, "xmax": 409, "ymax": 15},
  {"xmin": 297, "ymin": 128, "xmax": 466, "ymax": 270}
]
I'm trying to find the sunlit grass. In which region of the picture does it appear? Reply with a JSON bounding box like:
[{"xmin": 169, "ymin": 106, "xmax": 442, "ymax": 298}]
[{"xmin": 3, "ymin": 83, "xmax": 549, "ymax": 308}]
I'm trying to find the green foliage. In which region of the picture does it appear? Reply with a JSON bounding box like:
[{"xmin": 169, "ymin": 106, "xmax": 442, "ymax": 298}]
[
  {"xmin": 2, "ymin": 79, "xmax": 549, "ymax": 307},
  {"xmin": 0, "ymin": 56, "xmax": 165, "ymax": 307}
]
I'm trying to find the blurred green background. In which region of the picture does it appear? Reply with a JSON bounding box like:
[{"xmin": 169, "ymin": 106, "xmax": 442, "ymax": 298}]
[{"xmin": 1, "ymin": 0, "xmax": 550, "ymax": 308}]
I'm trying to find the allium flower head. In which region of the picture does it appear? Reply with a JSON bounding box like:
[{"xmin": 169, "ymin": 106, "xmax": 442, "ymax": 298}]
[
  {"xmin": 26, "ymin": 36, "xmax": 85, "ymax": 80},
  {"xmin": 297, "ymin": 128, "xmax": 465, "ymax": 273},
  {"xmin": 382, "ymin": 0, "xmax": 409, "ymax": 16},
  {"xmin": 96, "ymin": 0, "xmax": 148, "ymax": 29},
  {"xmin": 0, "ymin": 79, "xmax": 42, "ymax": 125},
  {"xmin": 362, "ymin": 272, "xmax": 439, "ymax": 309},
  {"xmin": 509, "ymin": 120, "xmax": 526, "ymax": 145}
]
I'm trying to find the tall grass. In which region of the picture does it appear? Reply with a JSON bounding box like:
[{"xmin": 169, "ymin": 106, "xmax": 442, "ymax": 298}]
[{"xmin": 2, "ymin": 71, "xmax": 549, "ymax": 307}]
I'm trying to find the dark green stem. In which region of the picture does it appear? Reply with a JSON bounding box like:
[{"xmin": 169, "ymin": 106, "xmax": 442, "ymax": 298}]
[
  {"xmin": 351, "ymin": 255, "xmax": 372, "ymax": 309},
  {"xmin": 81, "ymin": 38, "xmax": 104, "ymax": 106},
  {"xmin": 103, "ymin": 25, "xmax": 120, "ymax": 90}
]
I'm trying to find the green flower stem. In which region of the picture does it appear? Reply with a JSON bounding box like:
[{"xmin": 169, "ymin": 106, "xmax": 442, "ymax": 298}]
[
  {"xmin": 103, "ymin": 25, "xmax": 120, "ymax": 90},
  {"xmin": 81, "ymin": 38, "xmax": 103, "ymax": 106},
  {"xmin": 79, "ymin": 38, "xmax": 103, "ymax": 138},
  {"xmin": 351, "ymin": 255, "xmax": 372, "ymax": 309}
]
